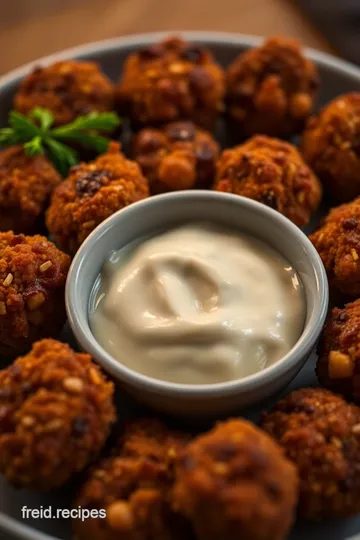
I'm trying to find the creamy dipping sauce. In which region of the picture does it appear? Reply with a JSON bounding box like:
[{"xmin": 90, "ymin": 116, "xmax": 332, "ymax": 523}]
[{"xmin": 90, "ymin": 224, "xmax": 305, "ymax": 385}]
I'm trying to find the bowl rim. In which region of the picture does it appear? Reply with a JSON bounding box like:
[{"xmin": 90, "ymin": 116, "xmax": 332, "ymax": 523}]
[
  {"xmin": 66, "ymin": 190, "xmax": 329, "ymax": 397},
  {"xmin": 0, "ymin": 29, "xmax": 357, "ymax": 540}
]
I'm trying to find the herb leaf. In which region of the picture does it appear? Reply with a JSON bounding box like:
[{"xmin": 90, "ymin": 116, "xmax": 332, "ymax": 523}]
[
  {"xmin": 0, "ymin": 127, "xmax": 24, "ymax": 146},
  {"xmin": 24, "ymin": 136, "xmax": 44, "ymax": 156},
  {"xmin": 52, "ymin": 112, "xmax": 121, "ymax": 137},
  {"xmin": 30, "ymin": 107, "xmax": 55, "ymax": 131},
  {"xmin": 56, "ymin": 132, "xmax": 110, "ymax": 153},
  {"xmin": 45, "ymin": 138, "xmax": 79, "ymax": 177},
  {"xmin": 9, "ymin": 111, "xmax": 42, "ymax": 139}
]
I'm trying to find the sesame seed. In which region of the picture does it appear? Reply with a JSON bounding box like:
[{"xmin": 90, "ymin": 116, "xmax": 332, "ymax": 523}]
[
  {"xmin": 351, "ymin": 249, "xmax": 359, "ymax": 261},
  {"xmin": 22, "ymin": 416, "xmax": 35, "ymax": 427},
  {"xmin": 39, "ymin": 261, "xmax": 52, "ymax": 273},
  {"xmin": 169, "ymin": 63, "xmax": 186, "ymax": 74},
  {"xmin": 89, "ymin": 367, "xmax": 101, "ymax": 385},
  {"xmin": 353, "ymin": 424, "xmax": 360, "ymax": 434},
  {"xmin": 63, "ymin": 377, "xmax": 84, "ymax": 394},
  {"xmin": 3, "ymin": 273, "xmax": 13, "ymax": 287},
  {"xmin": 27, "ymin": 292, "xmax": 45, "ymax": 311},
  {"xmin": 107, "ymin": 501, "xmax": 134, "ymax": 532},
  {"xmin": 0, "ymin": 302, "xmax": 6, "ymax": 315},
  {"xmin": 318, "ymin": 233, "xmax": 324, "ymax": 243}
]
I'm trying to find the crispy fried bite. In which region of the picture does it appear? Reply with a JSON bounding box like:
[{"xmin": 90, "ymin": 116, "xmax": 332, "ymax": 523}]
[
  {"xmin": 0, "ymin": 339, "xmax": 115, "ymax": 490},
  {"xmin": 14, "ymin": 60, "xmax": 115, "ymax": 126},
  {"xmin": 133, "ymin": 121, "xmax": 220, "ymax": 193},
  {"xmin": 73, "ymin": 418, "xmax": 191, "ymax": 540},
  {"xmin": 172, "ymin": 419, "xmax": 298, "ymax": 540},
  {"xmin": 317, "ymin": 299, "xmax": 360, "ymax": 401},
  {"xmin": 46, "ymin": 142, "xmax": 149, "ymax": 255},
  {"xmin": 214, "ymin": 135, "xmax": 322, "ymax": 226},
  {"xmin": 302, "ymin": 93, "xmax": 360, "ymax": 203},
  {"xmin": 310, "ymin": 198, "xmax": 360, "ymax": 296},
  {"xmin": 116, "ymin": 36, "xmax": 225, "ymax": 128},
  {"xmin": 261, "ymin": 388, "xmax": 360, "ymax": 519},
  {"xmin": 0, "ymin": 145, "xmax": 61, "ymax": 233},
  {"xmin": 226, "ymin": 36, "xmax": 319, "ymax": 138},
  {"xmin": 0, "ymin": 232, "xmax": 69, "ymax": 357}
]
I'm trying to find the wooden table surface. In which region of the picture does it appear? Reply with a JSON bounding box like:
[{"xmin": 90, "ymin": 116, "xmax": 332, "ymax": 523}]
[{"xmin": 0, "ymin": 0, "xmax": 332, "ymax": 74}]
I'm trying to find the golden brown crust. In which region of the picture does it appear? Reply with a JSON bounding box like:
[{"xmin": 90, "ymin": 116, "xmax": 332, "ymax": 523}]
[
  {"xmin": 261, "ymin": 388, "xmax": 360, "ymax": 519},
  {"xmin": 0, "ymin": 232, "xmax": 70, "ymax": 357},
  {"xmin": 0, "ymin": 339, "xmax": 115, "ymax": 490},
  {"xmin": 302, "ymin": 93, "xmax": 360, "ymax": 203},
  {"xmin": 309, "ymin": 199, "xmax": 360, "ymax": 296},
  {"xmin": 116, "ymin": 36, "xmax": 225, "ymax": 129},
  {"xmin": 226, "ymin": 36, "xmax": 318, "ymax": 137},
  {"xmin": 73, "ymin": 418, "xmax": 191, "ymax": 540},
  {"xmin": 46, "ymin": 142, "xmax": 149, "ymax": 255},
  {"xmin": 172, "ymin": 419, "xmax": 298, "ymax": 540},
  {"xmin": 0, "ymin": 145, "xmax": 61, "ymax": 233},
  {"xmin": 317, "ymin": 299, "xmax": 360, "ymax": 401},
  {"xmin": 133, "ymin": 121, "xmax": 220, "ymax": 193},
  {"xmin": 214, "ymin": 135, "xmax": 322, "ymax": 226},
  {"xmin": 14, "ymin": 60, "xmax": 115, "ymax": 127}
]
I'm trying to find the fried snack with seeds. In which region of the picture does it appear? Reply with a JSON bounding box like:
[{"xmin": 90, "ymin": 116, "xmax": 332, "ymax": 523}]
[
  {"xmin": 0, "ymin": 232, "xmax": 69, "ymax": 357},
  {"xmin": 133, "ymin": 121, "xmax": 220, "ymax": 193},
  {"xmin": 302, "ymin": 93, "xmax": 360, "ymax": 203},
  {"xmin": 214, "ymin": 135, "xmax": 321, "ymax": 227},
  {"xmin": 226, "ymin": 36, "xmax": 319, "ymax": 138},
  {"xmin": 0, "ymin": 146, "xmax": 61, "ymax": 233},
  {"xmin": 310, "ymin": 198, "xmax": 360, "ymax": 296},
  {"xmin": 46, "ymin": 142, "xmax": 149, "ymax": 255},
  {"xmin": 172, "ymin": 419, "xmax": 298, "ymax": 540},
  {"xmin": 261, "ymin": 387, "xmax": 360, "ymax": 519},
  {"xmin": 14, "ymin": 60, "xmax": 115, "ymax": 127},
  {"xmin": 73, "ymin": 418, "xmax": 191, "ymax": 540},
  {"xmin": 317, "ymin": 300, "xmax": 360, "ymax": 401},
  {"xmin": 0, "ymin": 339, "xmax": 115, "ymax": 490},
  {"xmin": 116, "ymin": 36, "xmax": 225, "ymax": 129}
]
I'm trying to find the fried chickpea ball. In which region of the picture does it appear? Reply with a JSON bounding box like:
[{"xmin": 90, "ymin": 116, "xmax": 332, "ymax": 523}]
[
  {"xmin": 172, "ymin": 419, "xmax": 298, "ymax": 540},
  {"xmin": 261, "ymin": 388, "xmax": 360, "ymax": 519},
  {"xmin": 46, "ymin": 142, "xmax": 149, "ymax": 255},
  {"xmin": 214, "ymin": 135, "xmax": 322, "ymax": 226},
  {"xmin": 0, "ymin": 146, "xmax": 61, "ymax": 233},
  {"xmin": 302, "ymin": 93, "xmax": 360, "ymax": 203},
  {"xmin": 317, "ymin": 299, "xmax": 360, "ymax": 401},
  {"xmin": 309, "ymin": 198, "xmax": 360, "ymax": 296},
  {"xmin": 0, "ymin": 339, "xmax": 115, "ymax": 490},
  {"xmin": 14, "ymin": 60, "xmax": 114, "ymax": 127},
  {"xmin": 226, "ymin": 36, "xmax": 319, "ymax": 138},
  {"xmin": 73, "ymin": 419, "xmax": 191, "ymax": 540},
  {"xmin": 0, "ymin": 232, "xmax": 70, "ymax": 358},
  {"xmin": 133, "ymin": 121, "xmax": 220, "ymax": 193},
  {"xmin": 116, "ymin": 36, "xmax": 225, "ymax": 128}
]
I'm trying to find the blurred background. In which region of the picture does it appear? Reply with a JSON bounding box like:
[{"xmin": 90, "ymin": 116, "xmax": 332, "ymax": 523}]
[{"xmin": 1, "ymin": 0, "xmax": 359, "ymax": 74}]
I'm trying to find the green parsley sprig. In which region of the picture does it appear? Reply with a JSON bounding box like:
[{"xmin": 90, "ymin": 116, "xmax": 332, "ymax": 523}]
[{"xmin": 0, "ymin": 108, "xmax": 122, "ymax": 176}]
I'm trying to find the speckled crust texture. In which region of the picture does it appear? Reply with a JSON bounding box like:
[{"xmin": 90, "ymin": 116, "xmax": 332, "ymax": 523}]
[
  {"xmin": 172, "ymin": 419, "xmax": 298, "ymax": 540},
  {"xmin": 302, "ymin": 93, "xmax": 360, "ymax": 203},
  {"xmin": 0, "ymin": 232, "xmax": 70, "ymax": 358},
  {"xmin": 261, "ymin": 388, "xmax": 360, "ymax": 519},
  {"xmin": 317, "ymin": 300, "xmax": 360, "ymax": 401},
  {"xmin": 214, "ymin": 135, "xmax": 322, "ymax": 226},
  {"xmin": 133, "ymin": 121, "xmax": 220, "ymax": 193},
  {"xmin": 0, "ymin": 145, "xmax": 61, "ymax": 233},
  {"xmin": 309, "ymin": 198, "xmax": 360, "ymax": 296},
  {"xmin": 116, "ymin": 36, "xmax": 225, "ymax": 129},
  {"xmin": 0, "ymin": 339, "xmax": 115, "ymax": 490},
  {"xmin": 73, "ymin": 418, "xmax": 191, "ymax": 540},
  {"xmin": 14, "ymin": 60, "xmax": 115, "ymax": 127},
  {"xmin": 226, "ymin": 36, "xmax": 319, "ymax": 138},
  {"xmin": 46, "ymin": 142, "xmax": 149, "ymax": 255}
]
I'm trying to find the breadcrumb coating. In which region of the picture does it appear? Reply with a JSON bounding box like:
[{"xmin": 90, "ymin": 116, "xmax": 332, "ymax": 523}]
[
  {"xmin": 261, "ymin": 388, "xmax": 360, "ymax": 519},
  {"xmin": 46, "ymin": 142, "xmax": 149, "ymax": 255},
  {"xmin": 14, "ymin": 60, "xmax": 115, "ymax": 126},
  {"xmin": 310, "ymin": 198, "xmax": 360, "ymax": 296},
  {"xmin": 226, "ymin": 36, "xmax": 319, "ymax": 138},
  {"xmin": 302, "ymin": 93, "xmax": 360, "ymax": 203},
  {"xmin": 73, "ymin": 418, "xmax": 191, "ymax": 540},
  {"xmin": 0, "ymin": 145, "xmax": 61, "ymax": 233},
  {"xmin": 172, "ymin": 419, "xmax": 298, "ymax": 540},
  {"xmin": 133, "ymin": 121, "xmax": 220, "ymax": 193},
  {"xmin": 214, "ymin": 135, "xmax": 322, "ymax": 226},
  {"xmin": 0, "ymin": 339, "xmax": 115, "ymax": 490},
  {"xmin": 116, "ymin": 36, "xmax": 225, "ymax": 128},
  {"xmin": 0, "ymin": 232, "xmax": 69, "ymax": 357}
]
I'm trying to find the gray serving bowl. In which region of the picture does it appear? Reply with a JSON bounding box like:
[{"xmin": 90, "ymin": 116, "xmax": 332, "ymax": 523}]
[
  {"xmin": 66, "ymin": 191, "xmax": 328, "ymax": 416},
  {"xmin": 1, "ymin": 30, "xmax": 360, "ymax": 540}
]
